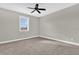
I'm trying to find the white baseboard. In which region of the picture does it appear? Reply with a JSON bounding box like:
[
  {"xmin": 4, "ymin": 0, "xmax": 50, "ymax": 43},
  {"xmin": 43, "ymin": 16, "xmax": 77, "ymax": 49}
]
[
  {"xmin": 1, "ymin": 35, "xmax": 79, "ymax": 46},
  {"xmin": 0, "ymin": 36, "xmax": 38, "ymax": 44},
  {"xmin": 40, "ymin": 36, "xmax": 79, "ymax": 46}
]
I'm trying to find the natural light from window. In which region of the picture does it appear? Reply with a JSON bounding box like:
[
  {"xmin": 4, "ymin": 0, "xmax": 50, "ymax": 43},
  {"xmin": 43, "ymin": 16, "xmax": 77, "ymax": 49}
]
[{"xmin": 19, "ymin": 16, "xmax": 29, "ymax": 31}]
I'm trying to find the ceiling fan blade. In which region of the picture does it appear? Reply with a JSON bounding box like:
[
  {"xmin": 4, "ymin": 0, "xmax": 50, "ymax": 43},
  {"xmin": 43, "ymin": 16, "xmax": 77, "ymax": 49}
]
[
  {"xmin": 38, "ymin": 8, "xmax": 46, "ymax": 11},
  {"xmin": 35, "ymin": 4, "xmax": 39, "ymax": 8},
  {"xmin": 27, "ymin": 7, "xmax": 34, "ymax": 9},
  {"xmin": 31, "ymin": 10, "xmax": 36, "ymax": 13},
  {"xmin": 28, "ymin": 4, "xmax": 46, "ymax": 14},
  {"xmin": 36, "ymin": 10, "xmax": 41, "ymax": 14}
]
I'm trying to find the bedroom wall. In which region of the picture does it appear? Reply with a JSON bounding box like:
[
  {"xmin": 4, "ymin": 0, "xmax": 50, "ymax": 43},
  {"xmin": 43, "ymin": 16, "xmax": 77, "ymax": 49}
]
[
  {"xmin": 40, "ymin": 4, "xmax": 79, "ymax": 44},
  {"xmin": 0, "ymin": 8, "xmax": 39, "ymax": 42}
]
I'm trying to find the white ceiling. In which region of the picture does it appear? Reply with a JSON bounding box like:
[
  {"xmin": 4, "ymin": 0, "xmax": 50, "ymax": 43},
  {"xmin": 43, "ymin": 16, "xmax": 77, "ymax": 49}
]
[{"xmin": 0, "ymin": 3, "xmax": 77, "ymax": 17}]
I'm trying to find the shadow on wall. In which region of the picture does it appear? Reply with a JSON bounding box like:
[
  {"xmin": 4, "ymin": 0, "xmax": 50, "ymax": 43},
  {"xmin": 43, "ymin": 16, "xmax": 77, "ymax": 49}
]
[{"xmin": 40, "ymin": 4, "xmax": 79, "ymax": 44}]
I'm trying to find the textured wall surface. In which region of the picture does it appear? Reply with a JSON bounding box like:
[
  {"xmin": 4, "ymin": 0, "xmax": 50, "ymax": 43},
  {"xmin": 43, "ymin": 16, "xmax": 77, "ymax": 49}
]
[
  {"xmin": 40, "ymin": 4, "xmax": 79, "ymax": 43},
  {"xmin": 0, "ymin": 8, "xmax": 39, "ymax": 42}
]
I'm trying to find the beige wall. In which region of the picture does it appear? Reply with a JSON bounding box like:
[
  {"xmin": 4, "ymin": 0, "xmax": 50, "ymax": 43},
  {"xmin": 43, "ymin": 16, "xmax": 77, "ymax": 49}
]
[
  {"xmin": 0, "ymin": 8, "xmax": 39, "ymax": 42},
  {"xmin": 40, "ymin": 4, "xmax": 79, "ymax": 43},
  {"xmin": 1, "ymin": 4, "xmax": 79, "ymax": 44}
]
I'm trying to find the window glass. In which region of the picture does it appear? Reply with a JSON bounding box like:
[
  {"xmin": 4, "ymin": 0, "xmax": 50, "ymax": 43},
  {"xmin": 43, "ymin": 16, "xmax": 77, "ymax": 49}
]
[{"xmin": 19, "ymin": 16, "xmax": 29, "ymax": 31}]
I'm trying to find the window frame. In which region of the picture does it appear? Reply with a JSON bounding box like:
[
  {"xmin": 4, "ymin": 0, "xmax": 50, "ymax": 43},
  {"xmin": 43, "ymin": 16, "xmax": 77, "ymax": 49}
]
[{"xmin": 19, "ymin": 16, "xmax": 29, "ymax": 32}]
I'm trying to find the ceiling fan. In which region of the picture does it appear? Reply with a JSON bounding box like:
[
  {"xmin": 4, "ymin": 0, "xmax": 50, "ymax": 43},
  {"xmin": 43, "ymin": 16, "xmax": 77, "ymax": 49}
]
[{"xmin": 27, "ymin": 4, "xmax": 46, "ymax": 14}]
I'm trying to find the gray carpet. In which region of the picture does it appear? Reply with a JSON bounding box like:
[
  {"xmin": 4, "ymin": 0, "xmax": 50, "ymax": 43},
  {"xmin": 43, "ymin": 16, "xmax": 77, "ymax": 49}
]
[{"xmin": 0, "ymin": 37, "xmax": 79, "ymax": 55}]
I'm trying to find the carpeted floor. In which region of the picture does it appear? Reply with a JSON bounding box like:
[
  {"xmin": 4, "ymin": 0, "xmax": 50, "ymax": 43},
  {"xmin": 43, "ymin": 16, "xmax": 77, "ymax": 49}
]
[{"xmin": 0, "ymin": 37, "xmax": 79, "ymax": 55}]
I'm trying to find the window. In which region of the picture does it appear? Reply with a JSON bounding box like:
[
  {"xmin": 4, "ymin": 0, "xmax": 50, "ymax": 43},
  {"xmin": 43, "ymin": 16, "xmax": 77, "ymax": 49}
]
[{"xmin": 19, "ymin": 16, "xmax": 29, "ymax": 31}]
